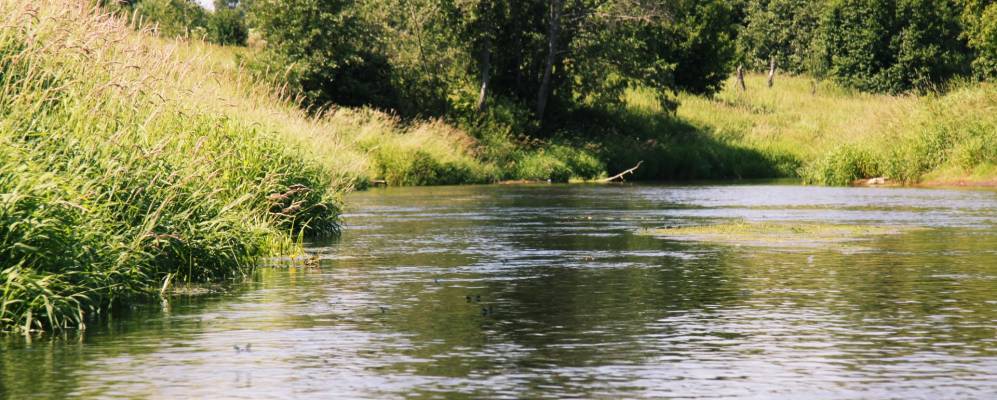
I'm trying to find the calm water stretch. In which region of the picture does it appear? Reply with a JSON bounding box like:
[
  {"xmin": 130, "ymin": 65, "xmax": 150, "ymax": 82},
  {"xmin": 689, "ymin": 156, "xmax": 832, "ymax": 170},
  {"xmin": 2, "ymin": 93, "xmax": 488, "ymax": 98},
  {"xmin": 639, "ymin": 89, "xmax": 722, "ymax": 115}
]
[{"xmin": 3, "ymin": 184, "xmax": 997, "ymax": 399}]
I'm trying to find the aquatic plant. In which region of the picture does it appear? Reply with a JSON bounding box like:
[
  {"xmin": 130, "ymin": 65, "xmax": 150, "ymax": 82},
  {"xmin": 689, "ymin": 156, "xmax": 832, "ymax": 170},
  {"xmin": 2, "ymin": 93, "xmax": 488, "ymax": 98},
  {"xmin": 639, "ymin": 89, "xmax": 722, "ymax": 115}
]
[{"xmin": 643, "ymin": 220, "xmax": 920, "ymax": 248}]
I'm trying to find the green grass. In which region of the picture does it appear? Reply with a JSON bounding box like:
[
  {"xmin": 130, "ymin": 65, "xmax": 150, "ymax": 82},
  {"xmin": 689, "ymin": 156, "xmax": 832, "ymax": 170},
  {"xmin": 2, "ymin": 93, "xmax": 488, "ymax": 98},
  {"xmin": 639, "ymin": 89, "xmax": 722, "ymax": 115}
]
[
  {"xmin": 0, "ymin": 2, "xmax": 352, "ymax": 332},
  {"xmin": 672, "ymin": 74, "xmax": 997, "ymax": 185}
]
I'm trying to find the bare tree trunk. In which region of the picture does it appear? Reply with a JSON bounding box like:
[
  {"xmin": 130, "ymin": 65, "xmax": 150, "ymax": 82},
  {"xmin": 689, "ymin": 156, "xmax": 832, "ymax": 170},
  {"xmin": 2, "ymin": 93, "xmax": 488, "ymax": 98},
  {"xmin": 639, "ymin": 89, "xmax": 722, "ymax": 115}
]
[
  {"xmin": 736, "ymin": 64, "xmax": 746, "ymax": 91},
  {"xmin": 767, "ymin": 57, "xmax": 776, "ymax": 88},
  {"xmin": 536, "ymin": 0, "xmax": 562, "ymax": 121},
  {"xmin": 476, "ymin": 37, "xmax": 492, "ymax": 113}
]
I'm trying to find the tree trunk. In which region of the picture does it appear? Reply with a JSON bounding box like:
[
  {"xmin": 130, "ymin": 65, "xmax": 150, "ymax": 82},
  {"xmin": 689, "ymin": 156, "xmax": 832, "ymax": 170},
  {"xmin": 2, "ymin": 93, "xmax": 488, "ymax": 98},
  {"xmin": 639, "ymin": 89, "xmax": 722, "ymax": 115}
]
[
  {"xmin": 767, "ymin": 57, "xmax": 776, "ymax": 88},
  {"xmin": 476, "ymin": 37, "xmax": 492, "ymax": 113},
  {"xmin": 536, "ymin": 0, "xmax": 562, "ymax": 121},
  {"xmin": 736, "ymin": 64, "xmax": 746, "ymax": 91}
]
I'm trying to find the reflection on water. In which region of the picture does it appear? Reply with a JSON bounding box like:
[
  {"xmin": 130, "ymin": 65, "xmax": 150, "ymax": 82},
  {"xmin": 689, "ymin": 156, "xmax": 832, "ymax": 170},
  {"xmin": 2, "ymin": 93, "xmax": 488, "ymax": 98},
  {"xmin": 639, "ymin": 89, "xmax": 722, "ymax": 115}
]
[{"xmin": 3, "ymin": 184, "xmax": 997, "ymax": 399}]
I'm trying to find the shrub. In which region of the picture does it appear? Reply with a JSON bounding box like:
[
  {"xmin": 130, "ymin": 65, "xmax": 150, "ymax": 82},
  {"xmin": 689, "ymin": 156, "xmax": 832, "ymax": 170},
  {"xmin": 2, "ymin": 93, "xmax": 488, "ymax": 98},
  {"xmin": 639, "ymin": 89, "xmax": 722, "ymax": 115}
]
[{"xmin": 801, "ymin": 145, "xmax": 879, "ymax": 185}]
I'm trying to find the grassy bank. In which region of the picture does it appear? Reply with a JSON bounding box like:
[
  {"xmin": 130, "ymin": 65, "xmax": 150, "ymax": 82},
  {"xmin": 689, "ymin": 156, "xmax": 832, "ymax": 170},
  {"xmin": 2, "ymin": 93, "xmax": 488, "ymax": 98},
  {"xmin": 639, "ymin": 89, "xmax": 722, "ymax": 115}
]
[
  {"xmin": 0, "ymin": 1, "xmax": 349, "ymax": 332},
  {"xmin": 0, "ymin": 1, "xmax": 513, "ymax": 333},
  {"xmin": 0, "ymin": 0, "xmax": 607, "ymax": 333},
  {"xmin": 672, "ymin": 74, "xmax": 997, "ymax": 185}
]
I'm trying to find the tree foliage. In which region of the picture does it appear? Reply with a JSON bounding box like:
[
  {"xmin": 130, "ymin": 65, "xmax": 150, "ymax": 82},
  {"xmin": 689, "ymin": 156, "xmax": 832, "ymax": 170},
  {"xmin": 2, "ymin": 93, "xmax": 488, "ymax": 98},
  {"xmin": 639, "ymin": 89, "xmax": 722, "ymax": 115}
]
[
  {"xmin": 207, "ymin": 0, "xmax": 248, "ymax": 46},
  {"xmin": 247, "ymin": 0, "xmax": 739, "ymax": 126},
  {"xmin": 248, "ymin": 0, "xmax": 397, "ymax": 109},
  {"xmin": 737, "ymin": 0, "xmax": 822, "ymax": 73},
  {"xmin": 737, "ymin": 0, "xmax": 980, "ymax": 92},
  {"xmin": 812, "ymin": 0, "xmax": 969, "ymax": 93},
  {"xmin": 962, "ymin": 0, "xmax": 997, "ymax": 79}
]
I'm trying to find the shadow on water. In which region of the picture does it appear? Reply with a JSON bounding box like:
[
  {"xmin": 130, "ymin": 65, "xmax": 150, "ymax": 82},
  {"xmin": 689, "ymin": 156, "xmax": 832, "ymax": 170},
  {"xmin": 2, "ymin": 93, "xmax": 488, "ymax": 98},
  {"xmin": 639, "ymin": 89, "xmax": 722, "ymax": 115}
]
[{"xmin": 2, "ymin": 184, "xmax": 997, "ymax": 399}]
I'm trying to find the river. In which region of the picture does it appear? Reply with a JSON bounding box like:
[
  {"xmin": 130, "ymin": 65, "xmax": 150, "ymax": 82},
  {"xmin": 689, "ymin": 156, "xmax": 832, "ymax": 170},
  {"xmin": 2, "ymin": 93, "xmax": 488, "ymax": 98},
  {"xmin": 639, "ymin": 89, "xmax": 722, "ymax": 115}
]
[{"xmin": 2, "ymin": 184, "xmax": 997, "ymax": 399}]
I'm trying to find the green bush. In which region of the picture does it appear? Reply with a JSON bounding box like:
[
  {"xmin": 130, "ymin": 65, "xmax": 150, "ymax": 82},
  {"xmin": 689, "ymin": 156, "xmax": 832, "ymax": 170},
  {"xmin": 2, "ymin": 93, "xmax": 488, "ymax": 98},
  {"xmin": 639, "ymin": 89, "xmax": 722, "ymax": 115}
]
[
  {"xmin": 512, "ymin": 151, "xmax": 573, "ymax": 183},
  {"xmin": 800, "ymin": 145, "xmax": 879, "ymax": 185},
  {"xmin": 207, "ymin": 1, "xmax": 248, "ymax": 46}
]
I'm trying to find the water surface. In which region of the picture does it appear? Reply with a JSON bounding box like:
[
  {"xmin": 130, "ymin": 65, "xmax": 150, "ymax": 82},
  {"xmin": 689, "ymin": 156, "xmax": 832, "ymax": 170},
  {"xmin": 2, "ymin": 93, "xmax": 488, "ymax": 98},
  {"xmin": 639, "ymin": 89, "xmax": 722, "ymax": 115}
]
[{"xmin": 3, "ymin": 184, "xmax": 997, "ymax": 399}]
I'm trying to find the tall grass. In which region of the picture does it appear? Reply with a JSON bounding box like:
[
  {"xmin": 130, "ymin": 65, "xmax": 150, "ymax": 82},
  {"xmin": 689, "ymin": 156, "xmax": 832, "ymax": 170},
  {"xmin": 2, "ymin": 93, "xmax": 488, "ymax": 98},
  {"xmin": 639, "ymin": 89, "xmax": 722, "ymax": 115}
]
[
  {"xmin": 673, "ymin": 74, "xmax": 997, "ymax": 185},
  {"xmin": 0, "ymin": 1, "xmax": 344, "ymax": 332}
]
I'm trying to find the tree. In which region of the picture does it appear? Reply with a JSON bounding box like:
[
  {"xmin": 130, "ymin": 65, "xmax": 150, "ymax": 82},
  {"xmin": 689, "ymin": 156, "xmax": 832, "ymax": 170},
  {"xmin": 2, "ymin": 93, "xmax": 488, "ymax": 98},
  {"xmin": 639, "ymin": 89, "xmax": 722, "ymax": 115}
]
[
  {"xmin": 207, "ymin": 0, "xmax": 248, "ymax": 46},
  {"xmin": 249, "ymin": 0, "xmax": 397, "ymax": 110},
  {"xmin": 480, "ymin": 0, "xmax": 738, "ymax": 122},
  {"xmin": 663, "ymin": 0, "xmax": 742, "ymax": 94},
  {"xmin": 962, "ymin": 0, "xmax": 997, "ymax": 79},
  {"xmin": 737, "ymin": 0, "xmax": 823, "ymax": 74},
  {"xmin": 813, "ymin": 0, "xmax": 970, "ymax": 93},
  {"xmin": 246, "ymin": 0, "xmax": 739, "ymax": 125}
]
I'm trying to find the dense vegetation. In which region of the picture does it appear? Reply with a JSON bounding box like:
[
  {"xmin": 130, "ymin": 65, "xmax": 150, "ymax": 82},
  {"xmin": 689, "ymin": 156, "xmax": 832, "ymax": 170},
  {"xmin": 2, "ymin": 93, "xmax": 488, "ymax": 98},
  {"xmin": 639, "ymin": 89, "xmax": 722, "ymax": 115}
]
[
  {"xmin": 0, "ymin": 0, "xmax": 499, "ymax": 333},
  {"xmin": 120, "ymin": 0, "xmax": 997, "ymax": 184},
  {"xmin": 738, "ymin": 0, "xmax": 997, "ymax": 91}
]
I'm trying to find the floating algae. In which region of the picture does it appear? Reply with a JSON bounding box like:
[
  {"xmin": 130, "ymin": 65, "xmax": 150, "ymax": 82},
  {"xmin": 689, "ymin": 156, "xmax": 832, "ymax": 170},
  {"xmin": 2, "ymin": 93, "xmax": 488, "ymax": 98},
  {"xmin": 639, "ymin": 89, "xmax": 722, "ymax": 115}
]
[{"xmin": 642, "ymin": 220, "xmax": 921, "ymax": 248}]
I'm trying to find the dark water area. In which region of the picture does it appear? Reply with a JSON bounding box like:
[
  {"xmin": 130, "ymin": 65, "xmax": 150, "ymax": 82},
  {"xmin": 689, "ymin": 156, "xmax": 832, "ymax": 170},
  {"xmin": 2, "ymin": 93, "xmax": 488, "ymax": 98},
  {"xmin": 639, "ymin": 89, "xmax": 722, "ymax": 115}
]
[{"xmin": 3, "ymin": 184, "xmax": 997, "ymax": 399}]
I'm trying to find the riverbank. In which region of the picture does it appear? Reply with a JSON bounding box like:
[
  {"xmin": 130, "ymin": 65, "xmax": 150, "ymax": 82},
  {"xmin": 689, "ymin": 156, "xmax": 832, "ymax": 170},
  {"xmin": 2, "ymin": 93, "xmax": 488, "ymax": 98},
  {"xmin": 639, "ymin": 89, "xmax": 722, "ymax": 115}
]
[
  {"xmin": 0, "ymin": 1, "xmax": 596, "ymax": 332},
  {"xmin": 672, "ymin": 74, "xmax": 997, "ymax": 186},
  {"xmin": 4, "ymin": 1, "xmax": 997, "ymax": 333}
]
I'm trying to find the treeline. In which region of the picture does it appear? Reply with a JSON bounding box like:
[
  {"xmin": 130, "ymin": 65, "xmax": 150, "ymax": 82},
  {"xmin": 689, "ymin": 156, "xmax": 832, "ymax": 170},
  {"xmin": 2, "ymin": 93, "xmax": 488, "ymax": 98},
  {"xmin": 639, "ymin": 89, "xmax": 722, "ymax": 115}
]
[
  {"xmin": 242, "ymin": 0, "xmax": 740, "ymax": 128},
  {"xmin": 739, "ymin": 0, "xmax": 997, "ymax": 93},
  {"xmin": 102, "ymin": 0, "xmax": 249, "ymax": 45},
  {"xmin": 108, "ymin": 0, "xmax": 997, "ymax": 129},
  {"xmin": 103, "ymin": 0, "xmax": 740, "ymax": 130}
]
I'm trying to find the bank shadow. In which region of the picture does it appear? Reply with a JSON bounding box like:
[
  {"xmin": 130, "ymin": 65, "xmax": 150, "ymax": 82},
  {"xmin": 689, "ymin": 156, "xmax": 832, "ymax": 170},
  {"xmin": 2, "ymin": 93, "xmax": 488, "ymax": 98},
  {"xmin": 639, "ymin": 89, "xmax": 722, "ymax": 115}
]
[{"xmin": 558, "ymin": 104, "xmax": 801, "ymax": 181}]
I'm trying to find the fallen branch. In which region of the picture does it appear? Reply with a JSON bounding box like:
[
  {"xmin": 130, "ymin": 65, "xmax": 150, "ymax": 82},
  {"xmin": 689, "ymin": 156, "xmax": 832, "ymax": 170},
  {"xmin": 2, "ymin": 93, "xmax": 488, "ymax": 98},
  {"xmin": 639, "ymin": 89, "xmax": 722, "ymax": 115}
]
[{"xmin": 601, "ymin": 160, "xmax": 643, "ymax": 182}]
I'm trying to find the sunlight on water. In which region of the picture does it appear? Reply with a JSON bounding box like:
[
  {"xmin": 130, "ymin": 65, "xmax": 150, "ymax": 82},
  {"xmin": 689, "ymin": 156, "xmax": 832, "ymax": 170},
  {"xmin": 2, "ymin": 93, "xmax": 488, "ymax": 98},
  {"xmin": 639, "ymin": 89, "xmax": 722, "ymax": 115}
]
[{"xmin": 2, "ymin": 184, "xmax": 996, "ymax": 399}]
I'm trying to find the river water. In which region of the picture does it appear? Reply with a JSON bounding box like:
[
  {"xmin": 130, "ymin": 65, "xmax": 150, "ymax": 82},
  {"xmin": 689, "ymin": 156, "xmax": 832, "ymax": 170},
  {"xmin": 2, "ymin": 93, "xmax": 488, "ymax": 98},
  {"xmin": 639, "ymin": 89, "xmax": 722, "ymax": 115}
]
[{"xmin": 3, "ymin": 184, "xmax": 997, "ymax": 399}]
